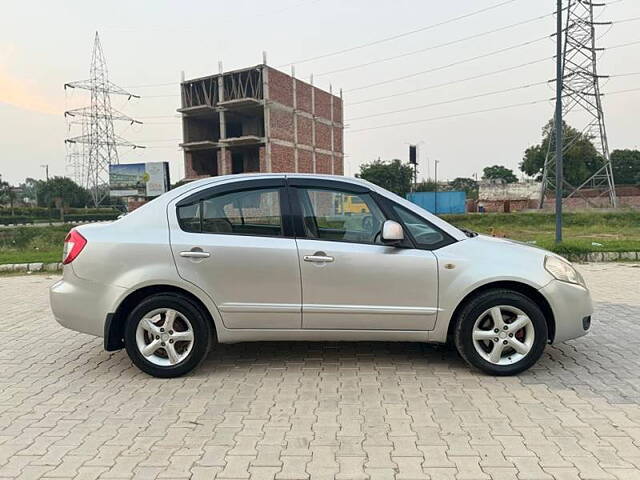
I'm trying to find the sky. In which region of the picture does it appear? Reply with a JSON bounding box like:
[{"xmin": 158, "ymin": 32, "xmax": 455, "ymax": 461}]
[{"xmin": 0, "ymin": 0, "xmax": 639, "ymax": 185}]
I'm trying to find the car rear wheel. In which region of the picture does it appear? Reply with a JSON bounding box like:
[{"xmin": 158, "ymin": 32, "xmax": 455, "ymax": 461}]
[
  {"xmin": 454, "ymin": 289, "xmax": 548, "ymax": 376},
  {"xmin": 124, "ymin": 293, "xmax": 212, "ymax": 378}
]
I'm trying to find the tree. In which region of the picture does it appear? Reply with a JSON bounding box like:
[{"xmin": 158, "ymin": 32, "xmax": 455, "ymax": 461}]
[
  {"xmin": 19, "ymin": 178, "xmax": 42, "ymax": 206},
  {"xmin": 448, "ymin": 177, "xmax": 479, "ymax": 198},
  {"xmin": 356, "ymin": 159, "xmax": 413, "ymax": 197},
  {"xmin": 414, "ymin": 180, "xmax": 439, "ymax": 192},
  {"xmin": 39, "ymin": 177, "xmax": 92, "ymax": 219},
  {"xmin": 520, "ymin": 120, "xmax": 601, "ymax": 186},
  {"xmin": 611, "ymin": 149, "xmax": 640, "ymax": 185},
  {"xmin": 482, "ymin": 165, "xmax": 518, "ymax": 184},
  {"xmin": 0, "ymin": 180, "xmax": 17, "ymax": 215}
]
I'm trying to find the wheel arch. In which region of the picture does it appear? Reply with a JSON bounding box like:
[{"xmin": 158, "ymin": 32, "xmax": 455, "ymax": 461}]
[
  {"xmin": 104, "ymin": 284, "xmax": 217, "ymax": 351},
  {"xmin": 445, "ymin": 280, "xmax": 556, "ymax": 344}
]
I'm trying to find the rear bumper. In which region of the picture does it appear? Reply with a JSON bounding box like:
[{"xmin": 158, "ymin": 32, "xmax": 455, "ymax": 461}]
[
  {"xmin": 49, "ymin": 267, "xmax": 127, "ymax": 338},
  {"xmin": 539, "ymin": 279, "xmax": 593, "ymax": 343}
]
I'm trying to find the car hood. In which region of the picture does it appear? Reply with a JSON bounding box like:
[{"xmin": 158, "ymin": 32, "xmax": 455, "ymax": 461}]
[{"xmin": 463, "ymin": 234, "xmax": 567, "ymax": 262}]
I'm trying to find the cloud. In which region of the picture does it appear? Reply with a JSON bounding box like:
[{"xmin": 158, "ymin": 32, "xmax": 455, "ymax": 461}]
[{"xmin": 0, "ymin": 44, "xmax": 62, "ymax": 116}]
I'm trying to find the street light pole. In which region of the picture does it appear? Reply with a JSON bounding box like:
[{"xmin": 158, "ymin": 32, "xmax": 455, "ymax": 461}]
[
  {"xmin": 555, "ymin": 0, "xmax": 564, "ymax": 243},
  {"xmin": 41, "ymin": 164, "xmax": 51, "ymax": 224},
  {"xmin": 434, "ymin": 159, "xmax": 440, "ymax": 215}
]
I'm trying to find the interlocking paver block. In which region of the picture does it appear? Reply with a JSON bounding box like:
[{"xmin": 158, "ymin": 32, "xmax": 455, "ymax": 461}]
[{"xmin": 0, "ymin": 264, "xmax": 640, "ymax": 480}]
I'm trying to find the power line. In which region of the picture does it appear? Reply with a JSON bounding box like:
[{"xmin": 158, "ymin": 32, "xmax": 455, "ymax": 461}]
[
  {"xmin": 610, "ymin": 71, "xmax": 640, "ymax": 77},
  {"xmin": 139, "ymin": 94, "xmax": 180, "ymax": 98},
  {"xmin": 345, "ymin": 34, "xmax": 550, "ymax": 93},
  {"xmin": 317, "ymin": 11, "xmax": 555, "ymax": 77},
  {"xmin": 347, "ymin": 71, "xmax": 638, "ymax": 121},
  {"xmin": 608, "ymin": 38, "xmax": 640, "ymax": 50},
  {"xmin": 136, "ymin": 114, "xmax": 180, "ymax": 119},
  {"xmin": 615, "ymin": 15, "xmax": 640, "ymax": 24},
  {"xmin": 114, "ymin": 8, "xmax": 638, "ymax": 91},
  {"xmin": 347, "ymin": 81, "xmax": 549, "ymax": 121},
  {"xmin": 348, "ymin": 81, "xmax": 640, "ymax": 134},
  {"xmin": 136, "ymin": 85, "xmax": 640, "ymax": 135},
  {"xmin": 606, "ymin": 86, "xmax": 640, "ymax": 96},
  {"xmin": 132, "ymin": 77, "xmax": 640, "ymax": 128},
  {"xmin": 348, "ymin": 99, "xmax": 549, "ymax": 133},
  {"xmin": 124, "ymin": 81, "xmax": 177, "ymax": 88},
  {"xmin": 277, "ymin": 0, "xmax": 523, "ymax": 67},
  {"xmin": 347, "ymin": 57, "xmax": 551, "ymax": 106},
  {"xmin": 130, "ymin": 138, "xmax": 182, "ymax": 142}
]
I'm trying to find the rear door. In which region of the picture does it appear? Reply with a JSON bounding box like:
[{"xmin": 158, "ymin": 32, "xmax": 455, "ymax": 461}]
[
  {"xmin": 168, "ymin": 178, "xmax": 302, "ymax": 329},
  {"xmin": 289, "ymin": 178, "xmax": 441, "ymax": 331}
]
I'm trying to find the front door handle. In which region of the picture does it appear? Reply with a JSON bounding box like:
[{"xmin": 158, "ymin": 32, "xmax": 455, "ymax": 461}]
[
  {"xmin": 304, "ymin": 253, "xmax": 334, "ymax": 263},
  {"xmin": 180, "ymin": 250, "xmax": 211, "ymax": 259}
]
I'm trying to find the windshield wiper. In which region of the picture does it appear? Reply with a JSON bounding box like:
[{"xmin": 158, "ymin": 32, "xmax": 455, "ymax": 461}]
[{"xmin": 459, "ymin": 227, "xmax": 478, "ymax": 238}]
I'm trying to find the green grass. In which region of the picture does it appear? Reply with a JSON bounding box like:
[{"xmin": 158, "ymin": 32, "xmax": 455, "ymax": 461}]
[
  {"xmin": 0, "ymin": 249, "xmax": 62, "ymax": 265},
  {"xmin": 0, "ymin": 225, "xmax": 69, "ymax": 265},
  {"xmin": 441, "ymin": 211, "xmax": 640, "ymax": 255},
  {"xmin": 0, "ymin": 211, "xmax": 639, "ymax": 265}
]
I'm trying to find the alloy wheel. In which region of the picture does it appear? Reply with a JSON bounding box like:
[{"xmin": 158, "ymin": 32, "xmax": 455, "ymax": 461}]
[
  {"xmin": 471, "ymin": 305, "xmax": 535, "ymax": 366},
  {"xmin": 135, "ymin": 308, "xmax": 194, "ymax": 366}
]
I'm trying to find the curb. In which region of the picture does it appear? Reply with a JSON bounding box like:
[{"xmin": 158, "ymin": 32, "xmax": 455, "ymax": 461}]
[
  {"xmin": 0, "ymin": 262, "xmax": 63, "ymax": 273},
  {"xmin": 566, "ymin": 251, "xmax": 640, "ymax": 262}
]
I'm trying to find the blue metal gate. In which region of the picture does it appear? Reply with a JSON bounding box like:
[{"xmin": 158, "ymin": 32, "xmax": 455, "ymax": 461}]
[{"xmin": 406, "ymin": 191, "xmax": 466, "ymax": 214}]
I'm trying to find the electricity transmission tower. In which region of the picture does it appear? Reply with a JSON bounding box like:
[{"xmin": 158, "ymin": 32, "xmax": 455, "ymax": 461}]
[
  {"xmin": 64, "ymin": 32, "xmax": 143, "ymax": 206},
  {"xmin": 539, "ymin": 0, "xmax": 617, "ymax": 208},
  {"xmin": 65, "ymin": 119, "xmax": 87, "ymax": 184}
]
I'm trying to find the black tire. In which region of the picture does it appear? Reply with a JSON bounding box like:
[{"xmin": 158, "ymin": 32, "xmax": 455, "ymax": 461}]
[
  {"xmin": 124, "ymin": 293, "xmax": 212, "ymax": 378},
  {"xmin": 454, "ymin": 289, "xmax": 548, "ymax": 376}
]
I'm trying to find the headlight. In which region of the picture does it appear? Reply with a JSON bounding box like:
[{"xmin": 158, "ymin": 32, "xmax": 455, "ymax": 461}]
[{"xmin": 544, "ymin": 256, "xmax": 586, "ymax": 287}]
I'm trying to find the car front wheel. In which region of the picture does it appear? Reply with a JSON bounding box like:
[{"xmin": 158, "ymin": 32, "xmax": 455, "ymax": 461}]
[
  {"xmin": 124, "ymin": 293, "xmax": 212, "ymax": 378},
  {"xmin": 454, "ymin": 289, "xmax": 548, "ymax": 376}
]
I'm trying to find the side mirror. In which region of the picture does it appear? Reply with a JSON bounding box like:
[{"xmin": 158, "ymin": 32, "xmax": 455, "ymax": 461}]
[{"xmin": 381, "ymin": 220, "xmax": 404, "ymax": 245}]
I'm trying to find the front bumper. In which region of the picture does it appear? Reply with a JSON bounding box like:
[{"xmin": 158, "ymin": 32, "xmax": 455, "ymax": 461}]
[
  {"xmin": 539, "ymin": 279, "xmax": 593, "ymax": 343},
  {"xmin": 49, "ymin": 267, "xmax": 127, "ymax": 338}
]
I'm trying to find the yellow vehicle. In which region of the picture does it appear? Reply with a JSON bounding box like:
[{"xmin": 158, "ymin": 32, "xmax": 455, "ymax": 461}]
[{"xmin": 341, "ymin": 194, "xmax": 369, "ymax": 214}]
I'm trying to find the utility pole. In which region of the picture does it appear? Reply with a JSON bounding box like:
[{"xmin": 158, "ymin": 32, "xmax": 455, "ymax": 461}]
[
  {"xmin": 434, "ymin": 159, "xmax": 440, "ymax": 215},
  {"xmin": 555, "ymin": 0, "xmax": 563, "ymax": 243},
  {"xmin": 41, "ymin": 164, "xmax": 51, "ymax": 224}
]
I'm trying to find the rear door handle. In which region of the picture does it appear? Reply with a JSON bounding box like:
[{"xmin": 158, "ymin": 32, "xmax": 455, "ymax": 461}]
[
  {"xmin": 304, "ymin": 254, "xmax": 334, "ymax": 263},
  {"xmin": 180, "ymin": 250, "xmax": 211, "ymax": 258}
]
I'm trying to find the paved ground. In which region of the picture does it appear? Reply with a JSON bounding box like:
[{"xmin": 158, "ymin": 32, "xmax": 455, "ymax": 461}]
[{"xmin": 1, "ymin": 264, "xmax": 640, "ymax": 480}]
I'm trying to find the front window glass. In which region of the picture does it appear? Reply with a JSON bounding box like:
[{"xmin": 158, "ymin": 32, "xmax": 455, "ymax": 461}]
[
  {"xmin": 298, "ymin": 188, "xmax": 386, "ymax": 244},
  {"xmin": 392, "ymin": 205, "xmax": 444, "ymax": 248}
]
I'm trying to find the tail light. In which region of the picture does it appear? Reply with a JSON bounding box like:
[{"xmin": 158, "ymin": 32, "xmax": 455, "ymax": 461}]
[{"xmin": 62, "ymin": 229, "xmax": 87, "ymax": 265}]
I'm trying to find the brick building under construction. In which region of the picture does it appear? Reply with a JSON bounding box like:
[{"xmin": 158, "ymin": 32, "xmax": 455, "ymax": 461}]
[{"xmin": 179, "ymin": 64, "xmax": 344, "ymax": 179}]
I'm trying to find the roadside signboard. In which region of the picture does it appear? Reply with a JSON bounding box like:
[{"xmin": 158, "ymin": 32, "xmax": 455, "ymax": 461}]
[{"xmin": 109, "ymin": 162, "xmax": 170, "ymax": 197}]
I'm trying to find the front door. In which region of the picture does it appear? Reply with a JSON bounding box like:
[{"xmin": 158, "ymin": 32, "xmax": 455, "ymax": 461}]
[
  {"xmin": 291, "ymin": 183, "xmax": 440, "ymax": 331},
  {"xmin": 169, "ymin": 179, "xmax": 301, "ymax": 329}
]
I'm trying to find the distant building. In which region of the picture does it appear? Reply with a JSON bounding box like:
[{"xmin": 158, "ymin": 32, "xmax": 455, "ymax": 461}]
[
  {"xmin": 179, "ymin": 64, "xmax": 344, "ymax": 179},
  {"xmin": 476, "ymin": 181, "xmax": 541, "ymax": 213}
]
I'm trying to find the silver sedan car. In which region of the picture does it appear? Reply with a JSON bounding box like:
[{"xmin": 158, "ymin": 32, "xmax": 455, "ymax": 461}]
[{"xmin": 50, "ymin": 174, "xmax": 593, "ymax": 377}]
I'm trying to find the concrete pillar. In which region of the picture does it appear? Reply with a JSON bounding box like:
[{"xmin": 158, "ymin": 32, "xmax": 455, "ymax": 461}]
[
  {"xmin": 330, "ymin": 84, "xmax": 334, "ymax": 175},
  {"xmin": 263, "ymin": 66, "xmax": 271, "ymax": 172},
  {"xmin": 310, "ymin": 74, "xmax": 316, "ymax": 174},
  {"xmin": 292, "ymin": 66, "xmax": 299, "ymax": 172},
  {"xmin": 217, "ymin": 68, "xmax": 227, "ymax": 175}
]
